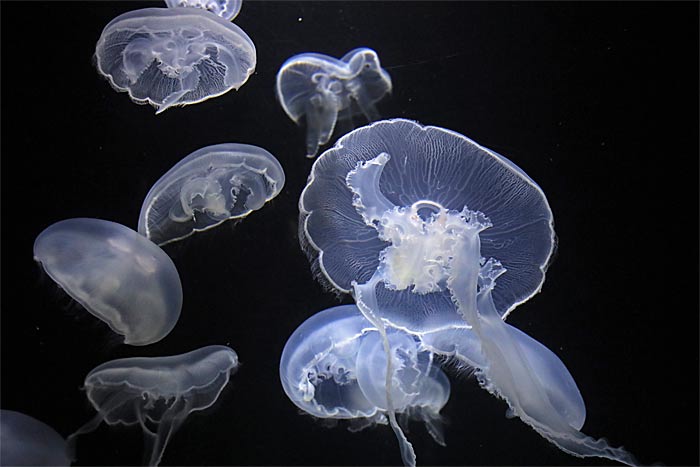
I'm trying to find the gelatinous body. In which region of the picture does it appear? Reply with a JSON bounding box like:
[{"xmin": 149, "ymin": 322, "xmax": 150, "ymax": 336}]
[
  {"xmin": 280, "ymin": 305, "xmax": 449, "ymax": 447},
  {"xmin": 68, "ymin": 345, "xmax": 238, "ymax": 466},
  {"xmin": 138, "ymin": 143, "xmax": 285, "ymax": 246},
  {"xmin": 164, "ymin": 0, "xmax": 242, "ymax": 21},
  {"xmin": 276, "ymin": 48, "xmax": 392, "ymax": 157},
  {"xmin": 0, "ymin": 410, "xmax": 70, "ymax": 466},
  {"xmin": 95, "ymin": 8, "xmax": 256, "ymax": 113},
  {"xmin": 33, "ymin": 218, "xmax": 182, "ymax": 345},
  {"xmin": 299, "ymin": 119, "xmax": 637, "ymax": 466}
]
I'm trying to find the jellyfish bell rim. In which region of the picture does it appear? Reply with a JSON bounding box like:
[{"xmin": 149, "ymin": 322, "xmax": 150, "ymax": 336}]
[
  {"xmin": 84, "ymin": 345, "xmax": 239, "ymax": 418},
  {"xmin": 279, "ymin": 304, "xmax": 381, "ymax": 420},
  {"xmin": 163, "ymin": 0, "xmax": 243, "ymax": 21},
  {"xmin": 33, "ymin": 217, "xmax": 183, "ymax": 346},
  {"xmin": 298, "ymin": 118, "xmax": 556, "ymax": 320},
  {"xmin": 137, "ymin": 143, "xmax": 285, "ymax": 246},
  {"xmin": 94, "ymin": 7, "xmax": 256, "ymax": 114}
]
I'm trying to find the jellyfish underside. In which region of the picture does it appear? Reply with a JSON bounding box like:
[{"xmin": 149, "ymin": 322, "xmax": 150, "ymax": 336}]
[
  {"xmin": 347, "ymin": 151, "xmax": 637, "ymax": 466},
  {"xmin": 68, "ymin": 346, "xmax": 238, "ymax": 466},
  {"xmin": 279, "ymin": 305, "xmax": 450, "ymax": 449}
]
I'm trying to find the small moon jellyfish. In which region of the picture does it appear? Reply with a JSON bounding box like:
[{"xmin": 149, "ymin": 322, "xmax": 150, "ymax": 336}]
[
  {"xmin": 67, "ymin": 345, "xmax": 239, "ymax": 466},
  {"xmin": 280, "ymin": 305, "xmax": 450, "ymax": 454},
  {"xmin": 0, "ymin": 410, "xmax": 70, "ymax": 466},
  {"xmin": 95, "ymin": 7, "xmax": 256, "ymax": 114},
  {"xmin": 164, "ymin": 0, "xmax": 243, "ymax": 21},
  {"xmin": 299, "ymin": 119, "xmax": 638, "ymax": 465},
  {"xmin": 276, "ymin": 48, "xmax": 392, "ymax": 157},
  {"xmin": 33, "ymin": 218, "xmax": 182, "ymax": 345},
  {"xmin": 138, "ymin": 143, "xmax": 285, "ymax": 246}
]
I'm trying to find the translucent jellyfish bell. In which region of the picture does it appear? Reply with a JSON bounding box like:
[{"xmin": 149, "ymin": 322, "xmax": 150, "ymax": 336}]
[
  {"xmin": 95, "ymin": 8, "xmax": 256, "ymax": 114},
  {"xmin": 138, "ymin": 143, "xmax": 285, "ymax": 246},
  {"xmin": 0, "ymin": 410, "xmax": 70, "ymax": 466},
  {"xmin": 68, "ymin": 345, "xmax": 239, "ymax": 466},
  {"xmin": 33, "ymin": 218, "xmax": 182, "ymax": 345},
  {"xmin": 300, "ymin": 118, "xmax": 555, "ymax": 330},
  {"xmin": 299, "ymin": 119, "xmax": 637, "ymax": 465},
  {"xmin": 276, "ymin": 48, "xmax": 392, "ymax": 157},
  {"xmin": 280, "ymin": 305, "xmax": 450, "ymax": 455},
  {"xmin": 164, "ymin": 0, "xmax": 243, "ymax": 21}
]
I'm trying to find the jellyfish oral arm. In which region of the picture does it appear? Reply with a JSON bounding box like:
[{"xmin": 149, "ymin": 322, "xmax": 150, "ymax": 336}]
[
  {"xmin": 353, "ymin": 273, "xmax": 417, "ymax": 467},
  {"xmin": 447, "ymin": 233, "xmax": 639, "ymax": 466},
  {"xmin": 346, "ymin": 152, "xmax": 396, "ymax": 224}
]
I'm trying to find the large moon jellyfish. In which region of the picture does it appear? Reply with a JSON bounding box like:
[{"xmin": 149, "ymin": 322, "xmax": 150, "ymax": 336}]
[{"xmin": 299, "ymin": 118, "xmax": 637, "ymax": 466}]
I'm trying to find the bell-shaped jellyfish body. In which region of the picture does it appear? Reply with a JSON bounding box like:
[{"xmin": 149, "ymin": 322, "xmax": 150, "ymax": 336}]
[
  {"xmin": 0, "ymin": 410, "xmax": 70, "ymax": 466},
  {"xmin": 95, "ymin": 7, "xmax": 256, "ymax": 114},
  {"xmin": 33, "ymin": 218, "xmax": 182, "ymax": 345},
  {"xmin": 68, "ymin": 345, "xmax": 239, "ymax": 466},
  {"xmin": 299, "ymin": 119, "xmax": 637, "ymax": 465},
  {"xmin": 280, "ymin": 305, "xmax": 451, "ymax": 459},
  {"xmin": 276, "ymin": 48, "xmax": 392, "ymax": 157},
  {"xmin": 138, "ymin": 143, "xmax": 285, "ymax": 246},
  {"xmin": 164, "ymin": 0, "xmax": 242, "ymax": 21}
]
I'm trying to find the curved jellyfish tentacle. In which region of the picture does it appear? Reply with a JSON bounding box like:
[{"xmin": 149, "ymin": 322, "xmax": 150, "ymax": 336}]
[{"xmin": 354, "ymin": 272, "xmax": 417, "ymax": 467}]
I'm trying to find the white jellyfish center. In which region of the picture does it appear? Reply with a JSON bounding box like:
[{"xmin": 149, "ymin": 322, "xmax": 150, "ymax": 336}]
[
  {"xmin": 377, "ymin": 201, "xmax": 492, "ymax": 294},
  {"xmin": 345, "ymin": 152, "xmax": 495, "ymax": 295},
  {"xmin": 153, "ymin": 33, "xmax": 209, "ymax": 79}
]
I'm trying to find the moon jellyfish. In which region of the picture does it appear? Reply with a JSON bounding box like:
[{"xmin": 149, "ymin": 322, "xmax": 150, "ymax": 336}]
[
  {"xmin": 164, "ymin": 0, "xmax": 243, "ymax": 21},
  {"xmin": 68, "ymin": 345, "xmax": 239, "ymax": 466},
  {"xmin": 276, "ymin": 48, "xmax": 392, "ymax": 157},
  {"xmin": 0, "ymin": 410, "xmax": 70, "ymax": 466},
  {"xmin": 95, "ymin": 7, "xmax": 256, "ymax": 114},
  {"xmin": 33, "ymin": 218, "xmax": 182, "ymax": 345},
  {"xmin": 138, "ymin": 143, "xmax": 285, "ymax": 246},
  {"xmin": 280, "ymin": 305, "xmax": 450, "ymax": 455},
  {"xmin": 299, "ymin": 119, "xmax": 638, "ymax": 465}
]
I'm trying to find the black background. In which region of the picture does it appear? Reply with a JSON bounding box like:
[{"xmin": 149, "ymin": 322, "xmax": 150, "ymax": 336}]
[{"xmin": 1, "ymin": 2, "xmax": 698, "ymax": 466}]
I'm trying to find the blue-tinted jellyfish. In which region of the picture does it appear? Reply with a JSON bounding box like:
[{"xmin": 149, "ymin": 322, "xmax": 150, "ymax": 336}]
[
  {"xmin": 164, "ymin": 0, "xmax": 242, "ymax": 21},
  {"xmin": 299, "ymin": 119, "xmax": 637, "ymax": 465},
  {"xmin": 0, "ymin": 410, "xmax": 70, "ymax": 466},
  {"xmin": 276, "ymin": 48, "xmax": 392, "ymax": 157},
  {"xmin": 33, "ymin": 218, "xmax": 182, "ymax": 345},
  {"xmin": 95, "ymin": 8, "xmax": 256, "ymax": 114},
  {"xmin": 138, "ymin": 143, "xmax": 285, "ymax": 246},
  {"xmin": 280, "ymin": 305, "xmax": 450, "ymax": 452},
  {"xmin": 68, "ymin": 345, "xmax": 238, "ymax": 466}
]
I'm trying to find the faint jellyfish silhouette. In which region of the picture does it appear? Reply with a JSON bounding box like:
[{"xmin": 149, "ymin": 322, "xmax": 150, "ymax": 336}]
[
  {"xmin": 276, "ymin": 48, "xmax": 392, "ymax": 157},
  {"xmin": 68, "ymin": 345, "xmax": 239, "ymax": 466},
  {"xmin": 280, "ymin": 305, "xmax": 450, "ymax": 451},
  {"xmin": 164, "ymin": 0, "xmax": 242, "ymax": 21},
  {"xmin": 299, "ymin": 118, "xmax": 638, "ymax": 466},
  {"xmin": 138, "ymin": 143, "xmax": 285, "ymax": 246},
  {"xmin": 0, "ymin": 410, "xmax": 70, "ymax": 466},
  {"xmin": 33, "ymin": 218, "xmax": 182, "ymax": 345},
  {"xmin": 95, "ymin": 7, "xmax": 256, "ymax": 114}
]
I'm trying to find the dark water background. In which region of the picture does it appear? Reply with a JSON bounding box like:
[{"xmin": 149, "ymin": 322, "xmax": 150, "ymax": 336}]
[{"xmin": 1, "ymin": 1, "xmax": 698, "ymax": 465}]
